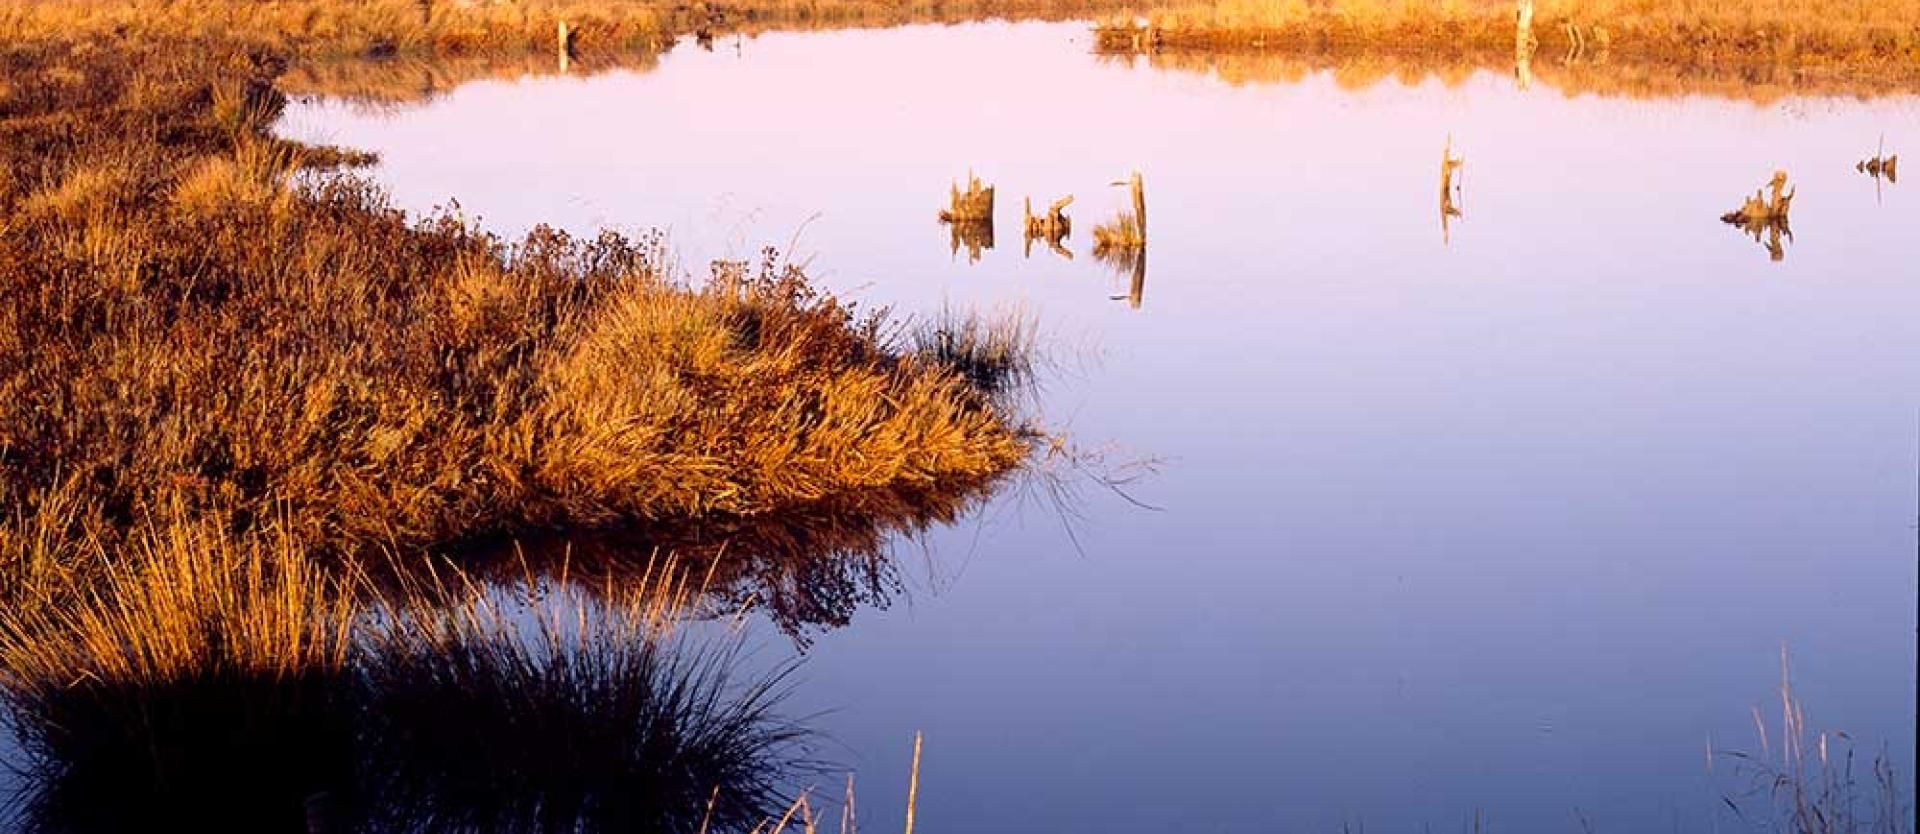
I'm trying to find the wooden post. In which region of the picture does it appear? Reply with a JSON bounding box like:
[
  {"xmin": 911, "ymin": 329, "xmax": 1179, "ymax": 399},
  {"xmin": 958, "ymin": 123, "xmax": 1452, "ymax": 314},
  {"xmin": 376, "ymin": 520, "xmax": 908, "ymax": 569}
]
[
  {"xmin": 557, "ymin": 20, "xmax": 573, "ymax": 73},
  {"xmin": 1514, "ymin": 0, "xmax": 1535, "ymax": 88},
  {"xmin": 1440, "ymin": 136, "xmax": 1464, "ymax": 245},
  {"xmin": 1128, "ymin": 249, "xmax": 1146, "ymax": 309},
  {"xmin": 1129, "ymin": 171, "xmax": 1146, "ymax": 244}
]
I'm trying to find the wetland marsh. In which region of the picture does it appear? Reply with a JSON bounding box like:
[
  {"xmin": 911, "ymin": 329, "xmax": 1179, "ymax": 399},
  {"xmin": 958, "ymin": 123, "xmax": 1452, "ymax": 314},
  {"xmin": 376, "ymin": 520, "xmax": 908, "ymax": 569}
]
[{"xmin": 3, "ymin": 3, "xmax": 1918, "ymax": 831}]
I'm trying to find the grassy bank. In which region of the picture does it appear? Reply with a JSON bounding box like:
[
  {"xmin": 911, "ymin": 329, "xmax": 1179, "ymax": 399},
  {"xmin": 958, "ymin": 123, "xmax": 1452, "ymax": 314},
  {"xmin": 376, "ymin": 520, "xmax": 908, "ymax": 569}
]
[
  {"xmin": 1095, "ymin": 0, "xmax": 1920, "ymax": 88},
  {"xmin": 0, "ymin": 30, "xmax": 1031, "ymax": 584},
  {"xmin": 1100, "ymin": 44, "xmax": 1920, "ymax": 103}
]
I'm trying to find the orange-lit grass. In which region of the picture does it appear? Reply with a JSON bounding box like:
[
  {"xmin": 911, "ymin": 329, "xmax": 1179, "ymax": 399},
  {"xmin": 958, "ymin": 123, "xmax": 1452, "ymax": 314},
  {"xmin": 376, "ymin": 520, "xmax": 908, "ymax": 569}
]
[
  {"xmin": 0, "ymin": 39, "xmax": 1030, "ymax": 592},
  {"xmin": 1097, "ymin": 0, "xmax": 1920, "ymax": 85},
  {"xmin": 0, "ymin": 519, "xmax": 360, "ymax": 830}
]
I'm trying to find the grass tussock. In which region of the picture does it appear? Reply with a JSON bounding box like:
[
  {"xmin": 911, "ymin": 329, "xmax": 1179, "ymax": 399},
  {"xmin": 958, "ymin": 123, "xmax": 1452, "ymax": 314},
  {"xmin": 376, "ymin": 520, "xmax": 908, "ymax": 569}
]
[
  {"xmin": 0, "ymin": 519, "xmax": 361, "ymax": 831},
  {"xmin": 1096, "ymin": 0, "xmax": 1920, "ymax": 87},
  {"xmin": 357, "ymin": 568, "xmax": 812, "ymax": 833},
  {"xmin": 1091, "ymin": 211, "xmax": 1146, "ymax": 251}
]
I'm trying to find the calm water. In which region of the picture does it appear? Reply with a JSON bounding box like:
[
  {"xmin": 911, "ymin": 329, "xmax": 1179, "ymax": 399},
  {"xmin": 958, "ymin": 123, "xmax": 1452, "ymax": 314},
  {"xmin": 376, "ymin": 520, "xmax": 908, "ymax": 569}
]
[{"xmin": 278, "ymin": 22, "xmax": 1920, "ymax": 832}]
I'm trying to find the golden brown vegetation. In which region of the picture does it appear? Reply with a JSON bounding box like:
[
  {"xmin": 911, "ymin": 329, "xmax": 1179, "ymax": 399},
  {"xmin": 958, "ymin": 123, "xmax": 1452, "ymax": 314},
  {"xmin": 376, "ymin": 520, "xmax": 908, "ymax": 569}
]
[
  {"xmin": 1100, "ymin": 46, "xmax": 1920, "ymax": 104},
  {"xmin": 0, "ymin": 37, "xmax": 1028, "ymax": 580},
  {"xmin": 1091, "ymin": 171, "xmax": 1147, "ymax": 254},
  {"xmin": 1097, "ymin": 0, "xmax": 1920, "ymax": 89}
]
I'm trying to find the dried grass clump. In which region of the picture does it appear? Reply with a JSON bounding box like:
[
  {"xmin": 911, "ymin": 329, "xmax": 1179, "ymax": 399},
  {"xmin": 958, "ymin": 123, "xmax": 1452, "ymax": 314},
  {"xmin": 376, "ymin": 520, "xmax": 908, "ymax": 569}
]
[{"xmin": 0, "ymin": 519, "xmax": 360, "ymax": 831}]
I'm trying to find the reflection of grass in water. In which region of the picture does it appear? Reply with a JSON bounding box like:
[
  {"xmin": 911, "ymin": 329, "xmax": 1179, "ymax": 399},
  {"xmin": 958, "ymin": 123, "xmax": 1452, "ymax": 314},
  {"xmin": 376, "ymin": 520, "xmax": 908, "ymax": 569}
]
[
  {"xmin": 0, "ymin": 520, "xmax": 359, "ymax": 831},
  {"xmin": 1102, "ymin": 47, "xmax": 1920, "ymax": 103},
  {"xmin": 0, "ymin": 538, "xmax": 815, "ymax": 832},
  {"xmin": 1091, "ymin": 212, "xmax": 1145, "ymax": 252},
  {"xmin": 357, "ymin": 568, "xmax": 812, "ymax": 834}
]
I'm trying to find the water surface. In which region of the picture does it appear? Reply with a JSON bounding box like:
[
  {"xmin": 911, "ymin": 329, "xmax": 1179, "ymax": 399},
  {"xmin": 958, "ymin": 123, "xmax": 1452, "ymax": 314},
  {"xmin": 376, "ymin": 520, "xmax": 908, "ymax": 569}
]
[{"xmin": 281, "ymin": 22, "xmax": 1920, "ymax": 832}]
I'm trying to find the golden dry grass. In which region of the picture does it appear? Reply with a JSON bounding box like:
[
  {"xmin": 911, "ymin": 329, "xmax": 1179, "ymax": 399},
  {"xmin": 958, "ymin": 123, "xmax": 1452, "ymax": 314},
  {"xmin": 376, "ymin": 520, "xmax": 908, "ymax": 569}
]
[
  {"xmin": 0, "ymin": 0, "xmax": 669, "ymax": 58},
  {"xmin": 0, "ymin": 516, "xmax": 363, "ymax": 830},
  {"xmin": 0, "ymin": 36, "xmax": 1029, "ymax": 601},
  {"xmin": 1104, "ymin": 45, "xmax": 1920, "ymax": 103},
  {"xmin": 1098, "ymin": 0, "xmax": 1920, "ymax": 86}
]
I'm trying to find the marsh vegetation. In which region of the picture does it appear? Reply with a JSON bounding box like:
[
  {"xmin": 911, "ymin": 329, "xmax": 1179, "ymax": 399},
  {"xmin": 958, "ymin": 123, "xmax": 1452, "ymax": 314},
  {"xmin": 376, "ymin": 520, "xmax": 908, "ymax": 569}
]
[
  {"xmin": 2, "ymin": 1, "xmax": 1916, "ymax": 831},
  {"xmin": 1094, "ymin": 0, "xmax": 1920, "ymax": 88}
]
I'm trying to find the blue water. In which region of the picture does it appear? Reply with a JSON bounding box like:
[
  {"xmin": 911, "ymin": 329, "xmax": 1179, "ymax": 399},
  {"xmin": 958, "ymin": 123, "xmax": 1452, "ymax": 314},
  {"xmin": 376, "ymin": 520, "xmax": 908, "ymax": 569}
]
[{"xmin": 270, "ymin": 20, "xmax": 1916, "ymax": 831}]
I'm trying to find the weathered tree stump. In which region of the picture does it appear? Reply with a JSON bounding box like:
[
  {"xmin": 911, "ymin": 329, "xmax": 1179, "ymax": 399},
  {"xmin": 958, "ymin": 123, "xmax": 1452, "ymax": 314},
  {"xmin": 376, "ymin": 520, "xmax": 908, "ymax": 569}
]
[
  {"xmin": 948, "ymin": 219, "xmax": 994, "ymax": 264},
  {"xmin": 938, "ymin": 172, "xmax": 995, "ymax": 223},
  {"xmin": 1022, "ymin": 194, "xmax": 1073, "ymax": 258},
  {"xmin": 1858, "ymin": 137, "xmax": 1899, "ymax": 184},
  {"xmin": 1720, "ymin": 170, "xmax": 1795, "ymax": 261},
  {"xmin": 1720, "ymin": 170, "xmax": 1794, "ymax": 226}
]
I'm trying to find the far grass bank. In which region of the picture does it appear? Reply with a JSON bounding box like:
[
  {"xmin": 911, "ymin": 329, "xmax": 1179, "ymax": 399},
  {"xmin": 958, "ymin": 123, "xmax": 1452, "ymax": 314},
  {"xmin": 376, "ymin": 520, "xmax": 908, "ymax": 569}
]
[{"xmin": 1095, "ymin": 0, "xmax": 1920, "ymax": 89}]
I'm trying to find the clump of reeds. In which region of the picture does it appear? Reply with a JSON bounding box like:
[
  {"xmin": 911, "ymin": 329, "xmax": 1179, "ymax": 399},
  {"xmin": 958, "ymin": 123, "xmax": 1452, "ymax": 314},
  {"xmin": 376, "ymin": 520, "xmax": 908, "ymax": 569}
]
[
  {"xmin": 0, "ymin": 520, "xmax": 361, "ymax": 832},
  {"xmin": 1091, "ymin": 211, "xmax": 1145, "ymax": 250},
  {"xmin": 355, "ymin": 565, "xmax": 814, "ymax": 834},
  {"xmin": 1715, "ymin": 648, "xmax": 1913, "ymax": 834},
  {"xmin": 1092, "ymin": 172, "xmax": 1148, "ymax": 254}
]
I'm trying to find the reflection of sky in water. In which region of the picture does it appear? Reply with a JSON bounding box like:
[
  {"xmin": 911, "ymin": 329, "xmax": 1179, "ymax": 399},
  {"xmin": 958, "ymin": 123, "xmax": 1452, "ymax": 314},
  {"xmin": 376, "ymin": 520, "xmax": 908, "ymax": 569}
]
[{"xmin": 268, "ymin": 22, "xmax": 1920, "ymax": 832}]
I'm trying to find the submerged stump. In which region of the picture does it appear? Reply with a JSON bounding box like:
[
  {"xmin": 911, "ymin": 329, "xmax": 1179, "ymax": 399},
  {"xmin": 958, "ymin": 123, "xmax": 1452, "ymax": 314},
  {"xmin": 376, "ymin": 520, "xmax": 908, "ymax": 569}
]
[
  {"xmin": 1022, "ymin": 195, "xmax": 1073, "ymax": 258},
  {"xmin": 938, "ymin": 172, "xmax": 995, "ymax": 224},
  {"xmin": 1857, "ymin": 137, "xmax": 1899, "ymax": 184},
  {"xmin": 1720, "ymin": 169, "xmax": 1795, "ymax": 226},
  {"xmin": 1720, "ymin": 170, "xmax": 1796, "ymax": 262}
]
